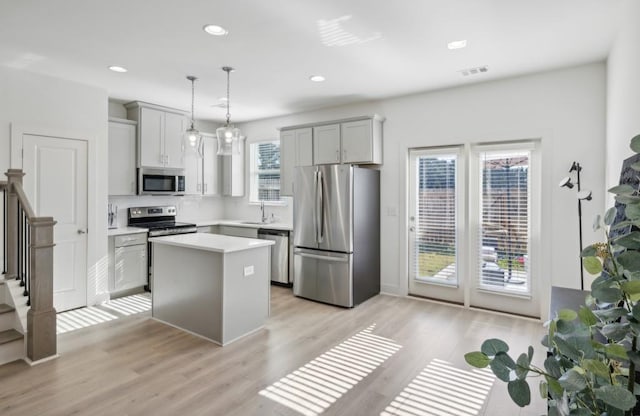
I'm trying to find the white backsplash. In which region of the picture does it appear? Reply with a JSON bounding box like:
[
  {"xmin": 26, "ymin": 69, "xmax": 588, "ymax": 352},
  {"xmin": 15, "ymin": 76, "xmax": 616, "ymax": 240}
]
[
  {"xmin": 223, "ymin": 196, "xmax": 293, "ymax": 225},
  {"xmin": 108, "ymin": 195, "xmax": 225, "ymax": 227}
]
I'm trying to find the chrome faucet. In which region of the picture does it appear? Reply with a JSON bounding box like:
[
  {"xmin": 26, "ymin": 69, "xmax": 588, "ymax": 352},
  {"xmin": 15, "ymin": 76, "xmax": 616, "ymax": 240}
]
[{"xmin": 260, "ymin": 200, "xmax": 267, "ymax": 223}]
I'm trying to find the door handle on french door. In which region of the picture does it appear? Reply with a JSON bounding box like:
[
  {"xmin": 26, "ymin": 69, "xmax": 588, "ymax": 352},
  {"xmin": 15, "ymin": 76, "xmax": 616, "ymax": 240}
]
[
  {"xmin": 77, "ymin": 229, "xmax": 87, "ymax": 234},
  {"xmin": 295, "ymin": 252, "xmax": 348, "ymax": 262},
  {"xmin": 409, "ymin": 226, "xmax": 415, "ymax": 232}
]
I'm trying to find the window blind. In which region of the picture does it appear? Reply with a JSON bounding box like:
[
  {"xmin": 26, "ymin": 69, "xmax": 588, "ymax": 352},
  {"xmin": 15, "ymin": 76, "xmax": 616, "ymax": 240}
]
[
  {"xmin": 413, "ymin": 153, "xmax": 458, "ymax": 284},
  {"xmin": 478, "ymin": 149, "xmax": 530, "ymax": 291},
  {"xmin": 252, "ymin": 141, "xmax": 281, "ymax": 202}
]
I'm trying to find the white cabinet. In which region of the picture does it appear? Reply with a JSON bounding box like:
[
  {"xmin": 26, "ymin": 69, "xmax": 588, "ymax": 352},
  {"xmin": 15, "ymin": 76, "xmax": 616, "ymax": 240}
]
[
  {"xmin": 202, "ymin": 135, "xmax": 220, "ymax": 196},
  {"xmin": 108, "ymin": 232, "xmax": 148, "ymax": 294},
  {"xmin": 341, "ymin": 118, "xmax": 382, "ymax": 164},
  {"xmin": 313, "ymin": 124, "xmax": 341, "ymax": 165},
  {"xmin": 125, "ymin": 102, "xmax": 188, "ymax": 169},
  {"xmin": 108, "ymin": 118, "xmax": 137, "ymax": 195},
  {"xmin": 280, "ymin": 127, "xmax": 313, "ymax": 196},
  {"xmin": 184, "ymin": 134, "xmax": 220, "ymax": 196},
  {"xmin": 221, "ymin": 137, "xmax": 245, "ymax": 197}
]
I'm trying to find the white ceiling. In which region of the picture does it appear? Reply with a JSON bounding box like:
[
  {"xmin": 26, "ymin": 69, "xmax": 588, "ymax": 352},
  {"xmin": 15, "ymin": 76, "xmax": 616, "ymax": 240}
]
[{"xmin": 0, "ymin": 0, "xmax": 624, "ymax": 122}]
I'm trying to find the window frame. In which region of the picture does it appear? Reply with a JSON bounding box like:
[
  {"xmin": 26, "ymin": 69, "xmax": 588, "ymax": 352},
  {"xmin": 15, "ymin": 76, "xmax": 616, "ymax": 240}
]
[{"xmin": 248, "ymin": 139, "xmax": 284, "ymax": 205}]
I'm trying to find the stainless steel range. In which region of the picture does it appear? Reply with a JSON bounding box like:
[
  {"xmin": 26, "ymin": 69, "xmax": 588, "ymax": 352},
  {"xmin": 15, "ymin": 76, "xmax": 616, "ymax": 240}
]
[{"xmin": 128, "ymin": 205, "xmax": 197, "ymax": 290}]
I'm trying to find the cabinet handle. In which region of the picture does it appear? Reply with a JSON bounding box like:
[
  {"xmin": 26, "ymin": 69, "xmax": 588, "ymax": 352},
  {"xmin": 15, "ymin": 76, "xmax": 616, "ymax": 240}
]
[
  {"xmin": 204, "ymin": 183, "xmax": 208, "ymax": 193},
  {"xmin": 166, "ymin": 155, "xmax": 170, "ymax": 165},
  {"xmin": 197, "ymin": 183, "xmax": 201, "ymax": 192},
  {"xmin": 131, "ymin": 182, "xmax": 135, "ymax": 193},
  {"xmin": 159, "ymin": 154, "xmax": 164, "ymax": 164},
  {"xmin": 343, "ymin": 150, "xmax": 347, "ymax": 161},
  {"xmin": 336, "ymin": 149, "xmax": 339, "ymax": 161}
]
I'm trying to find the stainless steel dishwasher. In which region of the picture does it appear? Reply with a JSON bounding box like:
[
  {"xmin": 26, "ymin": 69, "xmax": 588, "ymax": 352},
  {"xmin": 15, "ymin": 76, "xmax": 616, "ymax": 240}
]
[{"xmin": 258, "ymin": 229, "xmax": 290, "ymax": 285}]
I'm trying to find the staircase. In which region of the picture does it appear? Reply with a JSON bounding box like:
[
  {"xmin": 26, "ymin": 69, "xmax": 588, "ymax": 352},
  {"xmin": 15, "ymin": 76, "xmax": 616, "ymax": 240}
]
[
  {"xmin": 0, "ymin": 169, "xmax": 56, "ymax": 365},
  {"xmin": 0, "ymin": 280, "xmax": 25, "ymax": 365}
]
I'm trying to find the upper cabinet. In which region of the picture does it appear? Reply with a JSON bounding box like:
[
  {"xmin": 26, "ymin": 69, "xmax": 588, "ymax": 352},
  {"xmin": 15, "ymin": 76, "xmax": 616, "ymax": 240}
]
[
  {"xmin": 108, "ymin": 118, "xmax": 137, "ymax": 196},
  {"xmin": 184, "ymin": 133, "xmax": 220, "ymax": 196},
  {"xmin": 280, "ymin": 127, "xmax": 313, "ymax": 196},
  {"xmin": 313, "ymin": 124, "xmax": 341, "ymax": 164},
  {"xmin": 313, "ymin": 116, "xmax": 383, "ymax": 165},
  {"xmin": 125, "ymin": 101, "xmax": 188, "ymax": 169}
]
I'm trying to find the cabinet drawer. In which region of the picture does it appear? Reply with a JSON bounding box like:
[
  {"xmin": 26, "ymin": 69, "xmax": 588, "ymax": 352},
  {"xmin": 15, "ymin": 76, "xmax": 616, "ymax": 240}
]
[{"xmin": 115, "ymin": 233, "xmax": 147, "ymax": 247}]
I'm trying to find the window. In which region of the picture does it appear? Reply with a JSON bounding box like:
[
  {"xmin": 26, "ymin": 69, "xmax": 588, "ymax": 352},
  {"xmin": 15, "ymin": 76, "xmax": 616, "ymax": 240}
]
[
  {"xmin": 249, "ymin": 140, "xmax": 281, "ymax": 203},
  {"xmin": 477, "ymin": 148, "xmax": 531, "ymax": 293}
]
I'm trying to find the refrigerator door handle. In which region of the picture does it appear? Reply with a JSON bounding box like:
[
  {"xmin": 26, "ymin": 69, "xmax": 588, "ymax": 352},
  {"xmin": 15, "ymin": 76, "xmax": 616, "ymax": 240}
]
[
  {"xmin": 295, "ymin": 251, "xmax": 348, "ymax": 263},
  {"xmin": 318, "ymin": 170, "xmax": 325, "ymax": 243},
  {"xmin": 313, "ymin": 170, "xmax": 319, "ymax": 243}
]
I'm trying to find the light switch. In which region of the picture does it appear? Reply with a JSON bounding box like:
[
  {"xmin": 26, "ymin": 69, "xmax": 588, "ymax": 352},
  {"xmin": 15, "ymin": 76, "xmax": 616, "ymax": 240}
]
[{"xmin": 244, "ymin": 265, "xmax": 255, "ymax": 276}]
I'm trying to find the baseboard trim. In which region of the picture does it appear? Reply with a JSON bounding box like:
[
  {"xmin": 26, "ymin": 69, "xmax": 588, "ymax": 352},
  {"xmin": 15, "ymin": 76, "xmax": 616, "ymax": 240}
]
[{"xmin": 24, "ymin": 353, "xmax": 59, "ymax": 366}]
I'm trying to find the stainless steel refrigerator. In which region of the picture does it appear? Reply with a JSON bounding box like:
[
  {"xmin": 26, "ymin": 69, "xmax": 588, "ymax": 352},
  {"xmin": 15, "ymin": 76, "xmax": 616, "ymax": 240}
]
[{"xmin": 293, "ymin": 164, "xmax": 380, "ymax": 307}]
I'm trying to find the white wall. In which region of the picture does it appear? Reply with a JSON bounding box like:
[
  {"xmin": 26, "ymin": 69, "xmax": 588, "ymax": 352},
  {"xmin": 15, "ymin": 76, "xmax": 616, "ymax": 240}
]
[
  {"xmin": 0, "ymin": 67, "xmax": 110, "ymax": 305},
  {"xmin": 237, "ymin": 63, "xmax": 607, "ymax": 317},
  {"xmin": 606, "ymin": 0, "xmax": 640, "ymax": 195}
]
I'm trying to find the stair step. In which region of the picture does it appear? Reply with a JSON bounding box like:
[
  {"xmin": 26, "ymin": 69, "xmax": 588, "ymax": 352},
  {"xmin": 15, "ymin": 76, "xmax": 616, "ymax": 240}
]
[
  {"xmin": 0, "ymin": 304, "xmax": 15, "ymax": 315},
  {"xmin": 0, "ymin": 329, "xmax": 23, "ymax": 345}
]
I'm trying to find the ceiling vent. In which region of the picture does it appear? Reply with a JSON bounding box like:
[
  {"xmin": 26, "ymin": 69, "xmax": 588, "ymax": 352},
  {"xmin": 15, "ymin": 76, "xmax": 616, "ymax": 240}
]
[{"xmin": 459, "ymin": 65, "xmax": 489, "ymax": 77}]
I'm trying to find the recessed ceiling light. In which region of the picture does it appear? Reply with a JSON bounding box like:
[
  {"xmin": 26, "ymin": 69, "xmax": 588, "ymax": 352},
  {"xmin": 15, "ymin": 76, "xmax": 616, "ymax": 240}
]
[
  {"xmin": 447, "ymin": 40, "xmax": 467, "ymax": 50},
  {"xmin": 203, "ymin": 24, "xmax": 228, "ymax": 36},
  {"xmin": 219, "ymin": 97, "xmax": 228, "ymax": 102},
  {"xmin": 108, "ymin": 65, "xmax": 128, "ymax": 73},
  {"xmin": 309, "ymin": 75, "xmax": 325, "ymax": 82}
]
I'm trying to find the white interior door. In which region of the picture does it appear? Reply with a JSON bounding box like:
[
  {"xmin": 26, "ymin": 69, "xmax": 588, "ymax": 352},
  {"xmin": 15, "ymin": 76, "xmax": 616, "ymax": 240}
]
[
  {"xmin": 408, "ymin": 147, "xmax": 465, "ymax": 304},
  {"xmin": 22, "ymin": 134, "xmax": 88, "ymax": 312}
]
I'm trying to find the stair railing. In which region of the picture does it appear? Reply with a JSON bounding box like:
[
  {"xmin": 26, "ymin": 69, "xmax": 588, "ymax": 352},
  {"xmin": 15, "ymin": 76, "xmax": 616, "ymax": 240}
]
[{"xmin": 3, "ymin": 169, "xmax": 57, "ymax": 362}]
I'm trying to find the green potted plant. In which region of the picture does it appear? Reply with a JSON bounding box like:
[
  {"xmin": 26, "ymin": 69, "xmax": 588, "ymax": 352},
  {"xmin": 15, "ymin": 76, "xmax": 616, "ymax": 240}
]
[{"xmin": 465, "ymin": 136, "xmax": 640, "ymax": 416}]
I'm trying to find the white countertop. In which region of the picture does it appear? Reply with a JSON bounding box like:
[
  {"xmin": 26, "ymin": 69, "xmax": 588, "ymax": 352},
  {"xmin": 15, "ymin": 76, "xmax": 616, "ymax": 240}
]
[
  {"xmin": 193, "ymin": 219, "xmax": 293, "ymax": 231},
  {"xmin": 107, "ymin": 226, "xmax": 148, "ymax": 237},
  {"xmin": 150, "ymin": 232, "xmax": 274, "ymax": 253}
]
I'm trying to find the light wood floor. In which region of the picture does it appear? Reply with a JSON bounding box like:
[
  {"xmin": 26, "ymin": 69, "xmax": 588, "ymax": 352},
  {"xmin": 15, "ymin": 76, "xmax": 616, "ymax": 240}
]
[{"xmin": 0, "ymin": 287, "xmax": 546, "ymax": 415}]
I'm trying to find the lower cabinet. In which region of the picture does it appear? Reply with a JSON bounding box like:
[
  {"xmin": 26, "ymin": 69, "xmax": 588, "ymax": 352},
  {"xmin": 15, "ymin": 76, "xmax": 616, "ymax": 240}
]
[
  {"xmin": 108, "ymin": 233, "xmax": 148, "ymax": 294},
  {"xmin": 217, "ymin": 225, "xmax": 258, "ymax": 238}
]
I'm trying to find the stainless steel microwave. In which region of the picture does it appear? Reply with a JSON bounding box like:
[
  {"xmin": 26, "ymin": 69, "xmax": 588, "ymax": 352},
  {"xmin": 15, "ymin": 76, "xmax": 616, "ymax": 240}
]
[{"xmin": 138, "ymin": 168, "xmax": 185, "ymax": 195}]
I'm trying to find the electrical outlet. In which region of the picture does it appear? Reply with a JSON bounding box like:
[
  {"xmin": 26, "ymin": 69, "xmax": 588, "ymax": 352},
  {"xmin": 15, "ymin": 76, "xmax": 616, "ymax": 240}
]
[{"xmin": 244, "ymin": 265, "xmax": 255, "ymax": 276}]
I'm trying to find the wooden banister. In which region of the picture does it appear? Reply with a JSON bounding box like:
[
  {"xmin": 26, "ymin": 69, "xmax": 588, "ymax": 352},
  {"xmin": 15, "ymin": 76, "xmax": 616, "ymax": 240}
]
[{"xmin": 4, "ymin": 169, "xmax": 57, "ymax": 362}]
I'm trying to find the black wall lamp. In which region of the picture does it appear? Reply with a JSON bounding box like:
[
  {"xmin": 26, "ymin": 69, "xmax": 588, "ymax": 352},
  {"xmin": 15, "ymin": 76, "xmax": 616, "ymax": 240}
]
[{"xmin": 559, "ymin": 161, "xmax": 591, "ymax": 290}]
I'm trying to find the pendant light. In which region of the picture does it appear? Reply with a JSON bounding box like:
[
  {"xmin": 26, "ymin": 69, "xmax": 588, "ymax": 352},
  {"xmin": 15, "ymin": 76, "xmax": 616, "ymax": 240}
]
[
  {"xmin": 184, "ymin": 75, "xmax": 203, "ymax": 157},
  {"xmin": 216, "ymin": 66, "xmax": 241, "ymax": 155}
]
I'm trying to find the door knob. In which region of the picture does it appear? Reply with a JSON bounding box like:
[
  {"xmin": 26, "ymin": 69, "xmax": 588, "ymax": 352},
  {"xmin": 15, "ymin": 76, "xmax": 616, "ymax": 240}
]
[
  {"xmin": 409, "ymin": 226, "xmax": 415, "ymax": 232},
  {"xmin": 77, "ymin": 229, "xmax": 87, "ymax": 234}
]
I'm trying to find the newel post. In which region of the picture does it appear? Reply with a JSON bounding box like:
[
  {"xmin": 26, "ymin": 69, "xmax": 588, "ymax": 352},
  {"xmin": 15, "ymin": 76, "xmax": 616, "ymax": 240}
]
[
  {"xmin": 5, "ymin": 169, "xmax": 24, "ymax": 281},
  {"xmin": 27, "ymin": 216, "xmax": 57, "ymax": 361}
]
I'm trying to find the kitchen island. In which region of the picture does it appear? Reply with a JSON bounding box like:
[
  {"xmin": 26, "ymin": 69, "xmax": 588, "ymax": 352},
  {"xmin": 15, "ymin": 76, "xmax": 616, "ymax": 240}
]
[{"xmin": 150, "ymin": 233, "xmax": 274, "ymax": 345}]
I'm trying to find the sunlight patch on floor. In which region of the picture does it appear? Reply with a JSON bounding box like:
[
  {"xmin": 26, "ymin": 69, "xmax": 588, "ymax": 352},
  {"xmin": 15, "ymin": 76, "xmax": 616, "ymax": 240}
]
[
  {"xmin": 381, "ymin": 358, "xmax": 495, "ymax": 416},
  {"xmin": 259, "ymin": 324, "xmax": 402, "ymax": 416},
  {"xmin": 57, "ymin": 293, "xmax": 151, "ymax": 334}
]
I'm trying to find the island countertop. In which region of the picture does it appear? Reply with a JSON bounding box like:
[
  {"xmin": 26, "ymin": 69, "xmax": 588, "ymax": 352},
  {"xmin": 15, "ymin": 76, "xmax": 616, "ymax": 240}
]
[{"xmin": 150, "ymin": 232, "xmax": 274, "ymax": 253}]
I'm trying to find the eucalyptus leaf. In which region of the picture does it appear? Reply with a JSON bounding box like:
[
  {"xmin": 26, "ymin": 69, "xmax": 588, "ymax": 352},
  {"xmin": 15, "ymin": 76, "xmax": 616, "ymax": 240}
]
[
  {"xmin": 617, "ymin": 250, "xmax": 640, "ymax": 271},
  {"xmin": 625, "ymin": 203, "xmax": 640, "ymax": 221},
  {"xmin": 544, "ymin": 356, "xmax": 563, "ymax": 378},
  {"xmin": 621, "ymin": 280, "xmax": 640, "ymax": 296},
  {"xmin": 556, "ymin": 319, "xmax": 575, "ymax": 334},
  {"xmin": 631, "ymin": 161, "xmax": 640, "ymax": 171},
  {"xmin": 616, "ymin": 194, "xmax": 640, "ymax": 204},
  {"xmin": 507, "ymin": 379, "xmax": 531, "ymax": 407},
  {"xmin": 481, "ymin": 338, "xmax": 509, "ymax": 357},
  {"xmin": 593, "ymin": 307, "xmax": 628, "ymax": 322},
  {"xmin": 464, "ymin": 351, "xmax": 490, "ymax": 368},
  {"xmin": 557, "ymin": 309, "xmax": 578, "ymax": 321},
  {"xmin": 490, "ymin": 354, "xmax": 512, "ymax": 382},
  {"xmin": 527, "ymin": 345, "xmax": 533, "ymax": 363},
  {"xmin": 580, "ymin": 245, "xmax": 597, "ymax": 257},
  {"xmin": 578, "ymin": 306, "xmax": 598, "ymax": 326},
  {"xmin": 595, "ymin": 385, "xmax": 637, "ymax": 411},
  {"xmin": 611, "ymin": 219, "xmax": 633, "ymax": 231},
  {"xmin": 581, "ymin": 359, "xmax": 610, "ymax": 380},
  {"xmin": 608, "ymin": 184, "xmax": 636, "ymax": 196},
  {"xmin": 539, "ymin": 380, "xmax": 548, "ymax": 400},
  {"xmin": 604, "ymin": 343, "xmax": 629, "ymax": 360},
  {"xmin": 516, "ymin": 353, "xmax": 530, "ymax": 380},
  {"xmin": 615, "ymin": 231, "xmax": 640, "ymax": 250},
  {"xmin": 604, "ymin": 207, "xmax": 618, "ymax": 226},
  {"xmin": 632, "ymin": 302, "xmax": 640, "ymax": 321},
  {"xmin": 600, "ymin": 322, "xmax": 631, "ymax": 342},
  {"xmin": 583, "ymin": 256, "xmax": 603, "ymax": 275},
  {"xmin": 558, "ymin": 368, "xmax": 587, "ymax": 392},
  {"xmin": 630, "ymin": 133, "xmax": 640, "ymax": 153},
  {"xmin": 592, "ymin": 286, "xmax": 624, "ymax": 304},
  {"xmin": 553, "ymin": 336, "xmax": 582, "ymax": 362}
]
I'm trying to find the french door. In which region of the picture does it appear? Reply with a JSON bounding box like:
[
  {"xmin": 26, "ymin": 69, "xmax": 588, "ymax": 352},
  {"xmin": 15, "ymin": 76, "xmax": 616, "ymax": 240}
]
[{"xmin": 408, "ymin": 142, "xmax": 540, "ymax": 317}]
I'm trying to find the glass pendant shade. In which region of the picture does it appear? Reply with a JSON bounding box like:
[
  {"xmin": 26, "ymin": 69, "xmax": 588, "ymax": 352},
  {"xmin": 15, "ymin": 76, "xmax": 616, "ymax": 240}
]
[
  {"xmin": 216, "ymin": 125, "xmax": 241, "ymax": 155},
  {"xmin": 184, "ymin": 125, "xmax": 203, "ymax": 157}
]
